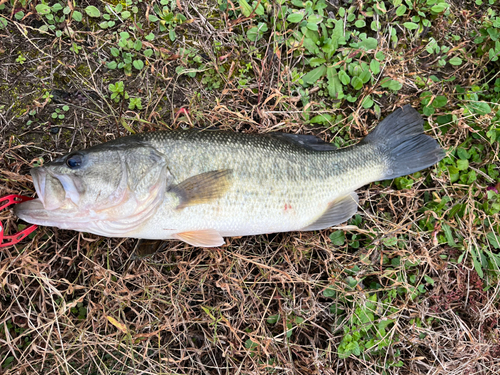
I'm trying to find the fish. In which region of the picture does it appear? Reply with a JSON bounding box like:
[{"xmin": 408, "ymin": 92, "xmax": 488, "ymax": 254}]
[{"xmin": 14, "ymin": 105, "xmax": 445, "ymax": 247}]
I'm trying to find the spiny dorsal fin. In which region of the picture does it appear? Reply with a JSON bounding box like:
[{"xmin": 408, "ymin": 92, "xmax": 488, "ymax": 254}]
[
  {"xmin": 168, "ymin": 169, "xmax": 233, "ymax": 209},
  {"xmin": 173, "ymin": 229, "xmax": 224, "ymax": 247},
  {"xmin": 301, "ymin": 192, "xmax": 359, "ymax": 231},
  {"xmin": 268, "ymin": 133, "xmax": 337, "ymax": 151}
]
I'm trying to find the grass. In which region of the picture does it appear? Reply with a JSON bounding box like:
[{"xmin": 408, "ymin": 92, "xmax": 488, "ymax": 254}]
[{"xmin": 1, "ymin": 0, "xmax": 500, "ymax": 373}]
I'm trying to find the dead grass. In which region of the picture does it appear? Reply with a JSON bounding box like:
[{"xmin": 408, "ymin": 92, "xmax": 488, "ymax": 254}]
[{"xmin": 1, "ymin": 0, "xmax": 500, "ymax": 374}]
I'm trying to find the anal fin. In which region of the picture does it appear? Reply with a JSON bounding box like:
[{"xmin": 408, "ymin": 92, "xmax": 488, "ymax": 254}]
[
  {"xmin": 301, "ymin": 192, "xmax": 359, "ymax": 231},
  {"xmin": 173, "ymin": 229, "xmax": 225, "ymax": 247}
]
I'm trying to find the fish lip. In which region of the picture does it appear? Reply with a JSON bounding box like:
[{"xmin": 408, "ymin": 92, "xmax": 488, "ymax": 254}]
[
  {"xmin": 13, "ymin": 198, "xmax": 49, "ymax": 225},
  {"xmin": 31, "ymin": 167, "xmax": 47, "ymax": 207},
  {"xmin": 31, "ymin": 167, "xmax": 80, "ymax": 209}
]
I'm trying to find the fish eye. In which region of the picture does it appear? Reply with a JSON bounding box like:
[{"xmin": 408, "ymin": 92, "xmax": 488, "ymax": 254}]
[{"xmin": 66, "ymin": 153, "xmax": 84, "ymax": 169}]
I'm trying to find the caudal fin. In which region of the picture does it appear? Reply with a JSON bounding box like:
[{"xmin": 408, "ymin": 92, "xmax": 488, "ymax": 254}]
[{"xmin": 361, "ymin": 105, "xmax": 445, "ymax": 180}]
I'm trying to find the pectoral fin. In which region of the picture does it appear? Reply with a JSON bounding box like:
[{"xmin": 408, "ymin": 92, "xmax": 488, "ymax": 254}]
[
  {"xmin": 173, "ymin": 229, "xmax": 225, "ymax": 247},
  {"xmin": 301, "ymin": 192, "xmax": 359, "ymax": 231},
  {"xmin": 168, "ymin": 169, "xmax": 233, "ymax": 209}
]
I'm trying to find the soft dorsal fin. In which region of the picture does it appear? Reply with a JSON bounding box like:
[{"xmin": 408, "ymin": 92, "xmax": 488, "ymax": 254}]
[
  {"xmin": 168, "ymin": 170, "xmax": 233, "ymax": 209},
  {"xmin": 268, "ymin": 133, "xmax": 337, "ymax": 151},
  {"xmin": 301, "ymin": 192, "xmax": 359, "ymax": 231},
  {"xmin": 173, "ymin": 229, "xmax": 225, "ymax": 247}
]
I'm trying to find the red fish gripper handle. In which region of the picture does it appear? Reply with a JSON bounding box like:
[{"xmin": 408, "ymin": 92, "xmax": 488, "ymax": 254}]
[{"xmin": 0, "ymin": 194, "xmax": 38, "ymax": 248}]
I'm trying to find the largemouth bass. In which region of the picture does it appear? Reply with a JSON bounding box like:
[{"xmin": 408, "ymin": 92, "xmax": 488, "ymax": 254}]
[{"xmin": 14, "ymin": 105, "xmax": 445, "ymax": 247}]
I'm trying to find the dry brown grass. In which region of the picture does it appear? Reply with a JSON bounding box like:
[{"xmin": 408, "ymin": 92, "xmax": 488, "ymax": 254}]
[{"xmin": 1, "ymin": 0, "xmax": 500, "ymax": 374}]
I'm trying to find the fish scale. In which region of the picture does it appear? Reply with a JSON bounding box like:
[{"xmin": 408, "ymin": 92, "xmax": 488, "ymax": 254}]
[{"xmin": 130, "ymin": 131, "xmax": 385, "ymax": 238}]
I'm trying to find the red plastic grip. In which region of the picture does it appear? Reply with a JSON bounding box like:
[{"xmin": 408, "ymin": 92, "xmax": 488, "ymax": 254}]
[{"xmin": 0, "ymin": 194, "xmax": 38, "ymax": 248}]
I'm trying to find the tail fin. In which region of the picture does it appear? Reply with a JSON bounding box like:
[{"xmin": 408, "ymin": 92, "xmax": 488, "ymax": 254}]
[{"xmin": 361, "ymin": 105, "xmax": 445, "ymax": 180}]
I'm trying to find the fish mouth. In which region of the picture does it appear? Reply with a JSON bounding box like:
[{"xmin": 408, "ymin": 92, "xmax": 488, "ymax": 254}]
[
  {"xmin": 31, "ymin": 167, "xmax": 66, "ymax": 210},
  {"xmin": 31, "ymin": 167, "xmax": 48, "ymax": 207},
  {"xmin": 13, "ymin": 198, "xmax": 49, "ymax": 225},
  {"xmin": 13, "ymin": 167, "xmax": 79, "ymax": 226}
]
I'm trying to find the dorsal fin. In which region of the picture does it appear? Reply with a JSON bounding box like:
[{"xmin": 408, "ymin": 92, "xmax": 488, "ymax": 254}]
[
  {"xmin": 268, "ymin": 133, "xmax": 337, "ymax": 151},
  {"xmin": 301, "ymin": 192, "xmax": 359, "ymax": 231},
  {"xmin": 168, "ymin": 170, "xmax": 233, "ymax": 209}
]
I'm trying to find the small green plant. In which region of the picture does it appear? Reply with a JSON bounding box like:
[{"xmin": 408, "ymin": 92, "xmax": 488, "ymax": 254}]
[
  {"xmin": 149, "ymin": 0, "xmax": 187, "ymax": 41},
  {"xmin": 128, "ymin": 97, "xmax": 142, "ymax": 110},
  {"xmin": 109, "ymin": 81, "xmax": 129, "ymax": 102},
  {"xmin": 51, "ymin": 105, "xmax": 69, "ymax": 121},
  {"xmin": 70, "ymin": 302, "xmax": 88, "ymax": 320},
  {"xmin": 107, "ymin": 31, "xmax": 145, "ymax": 76},
  {"xmin": 15, "ymin": 53, "xmax": 26, "ymax": 64}
]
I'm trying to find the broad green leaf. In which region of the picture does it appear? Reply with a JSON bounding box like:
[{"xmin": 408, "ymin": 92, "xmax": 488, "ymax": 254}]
[
  {"xmin": 351, "ymin": 76, "xmax": 363, "ymax": 90},
  {"xmin": 85, "ymin": 6, "xmax": 101, "ymax": 18},
  {"xmin": 467, "ymin": 101, "xmax": 491, "ymax": 115},
  {"xmin": 487, "ymin": 232, "xmax": 500, "ymax": 249},
  {"xmin": 359, "ymin": 37, "xmax": 377, "ymax": 51},
  {"xmin": 370, "ymin": 59, "xmax": 380, "ymax": 75},
  {"xmin": 254, "ymin": 2, "xmax": 265, "ymax": 15},
  {"xmin": 308, "ymin": 14, "xmax": 322, "ymax": 24},
  {"xmin": 14, "ymin": 11, "xmax": 24, "ymax": 20},
  {"xmin": 396, "ymin": 5, "xmax": 407, "ymax": 16},
  {"xmin": 329, "ymin": 19, "xmax": 344, "ymax": 54},
  {"xmin": 266, "ymin": 314, "xmax": 280, "ymax": 324},
  {"xmin": 355, "ymin": 19, "xmax": 366, "ymax": 28},
  {"xmin": 310, "ymin": 114, "xmax": 333, "ymax": 124},
  {"xmin": 432, "ymin": 95, "xmax": 447, "ymax": 108},
  {"xmin": 287, "ymin": 13, "xmax": 304, "ymax": 23},
  {"xmin": 404, "ymin": 22, "xmax": 418, "ymax": 30},
  {"xmin": 339, "ymin": 70, "xmax": 350, "ymax": 85},
  {"xmin": 382, "ymin": 237, "xmax": 398, "ymax": 247},
  {"xmin": 431, "ymin": 3, "xmax": 449, "ymax": 13},
  {"xmin": 327, "ymin": 67, "xmax": 343, "ymax": 98},
  {"xmin": 442, "ymin": 224, "xmax": 457, "ymax": 247},
  {"xmin": 323, "ymin": 287, "xmax": 335, "ymax": 297},
  {"xmin": 304, "ymin": 29, "xmax": 319, "ymax": 44},
  {"xmin": 470, "ymin": 248, "xmax": 484, "ymax": 278},
  {"xmin": 457, "ymin": 159, "xmax": 469, "ymax": 170},
  {"xmin": 309, "ymin": 57, "xmax": 326, "ymax": 67},
  {"xmin": 291, "ymin": 0, "xmax": 305, "ymax": 7},
  {"xmin": 359, "ymin": 68, "xmax": 371, "ymax": 83},
  {"xmin": 239, "ymin": 0, "xmax": 252, "ymax": 17},
  {"xmin": 330, "ymin": 231, "xmax": 345, "ymax": 246},
  {"xmin": 306, "ymin": 22, "xmax": 318, "ymax": 31},
  {"xmin": 449, "ymin": 57, "xmax": 462, "ymax": 66},
  {"xmin": 246, "ymin": 27, "xmax": 259, "ymax": 41},
  {"xmin": 457, "ymin": 148, "xmax": 470, "ymax": 160},
  {"xmin": 133, "ymin": 60, "xmax": 144, "ymax": 70},
  {"xmin": 362, "ymin": 95, "xmax": 373, "ymax": 108},
  {"xmin": 424, "ymin": 275, "xmax": 435, "ymax": 285},
  {"xmin": 381, "ymin": 79, "xmax": 402, "ymax": 91},
  {"xmin": 303, "ymin": 37, "xmax": 319, "ymax": 54},
  {"xmin": 302, "ymin": 65, "xmax": 327, "ymax": 85},
  {"xmin": 36, "ymin": 4, "xmax": 51, "ymax": 15}
]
